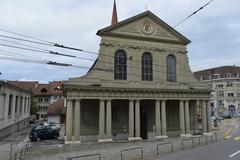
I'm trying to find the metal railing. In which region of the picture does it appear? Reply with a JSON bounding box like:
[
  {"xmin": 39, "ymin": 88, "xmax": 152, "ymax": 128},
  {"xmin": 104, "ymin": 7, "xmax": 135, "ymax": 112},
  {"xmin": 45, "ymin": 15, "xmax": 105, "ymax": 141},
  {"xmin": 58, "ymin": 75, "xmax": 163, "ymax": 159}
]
[
  {"xmin": 156, "ymin": 142, "xmax": 173, "ymax": 155},
  {"xmin": 9, "ymin": 142, "xmax": 31, "ymax": 160},
  {"xmin": 121, "ymin": 147, "xmax": 143, "ymax": 160},
  {"xmin": 181, "ymin": 138, "xmax": 194, "ymax": 149}
]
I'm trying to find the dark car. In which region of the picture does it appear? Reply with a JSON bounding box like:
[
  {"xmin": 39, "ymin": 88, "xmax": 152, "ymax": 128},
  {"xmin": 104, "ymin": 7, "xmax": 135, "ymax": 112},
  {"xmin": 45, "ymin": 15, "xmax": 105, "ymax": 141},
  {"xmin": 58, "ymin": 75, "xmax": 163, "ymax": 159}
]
[{"xmin": 30, "ymin": 125, "xmax": 59, "ymax": 141}]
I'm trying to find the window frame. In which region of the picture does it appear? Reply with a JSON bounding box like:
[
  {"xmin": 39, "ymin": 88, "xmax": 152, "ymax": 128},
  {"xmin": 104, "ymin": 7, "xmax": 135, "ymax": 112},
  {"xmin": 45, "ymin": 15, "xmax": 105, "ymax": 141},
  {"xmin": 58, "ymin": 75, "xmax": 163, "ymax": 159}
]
[
  {"xmin": 114, "ymin": 50, "xmax": 127, "ymax": 80},
  {"xmin": 166, "ymin": 54, "xmax": 177, "ymax": 82},
  {"xmin": 141, "ymin": 52, "xmax": 153, "ymax": 81}
]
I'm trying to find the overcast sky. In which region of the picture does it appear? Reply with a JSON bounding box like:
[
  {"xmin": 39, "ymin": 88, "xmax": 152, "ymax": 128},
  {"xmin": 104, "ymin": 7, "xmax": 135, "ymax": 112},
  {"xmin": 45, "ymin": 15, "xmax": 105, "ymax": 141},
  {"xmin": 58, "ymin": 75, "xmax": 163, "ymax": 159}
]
[{"xmin": 0, "ymin": 0, "xmax": 239, "ymax": 83}]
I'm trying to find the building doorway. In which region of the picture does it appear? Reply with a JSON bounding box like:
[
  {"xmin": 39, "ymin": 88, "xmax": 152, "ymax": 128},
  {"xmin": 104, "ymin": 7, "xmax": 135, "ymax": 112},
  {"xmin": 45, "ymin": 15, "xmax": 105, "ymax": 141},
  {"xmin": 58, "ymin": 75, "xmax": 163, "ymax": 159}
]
[
  {"xmin": 228, "ymin": 105, "xmax": 236, "ymax": 117},
  {"xmin": 140, "ymin": 106, "xmax": 147, "ymax": 139}
]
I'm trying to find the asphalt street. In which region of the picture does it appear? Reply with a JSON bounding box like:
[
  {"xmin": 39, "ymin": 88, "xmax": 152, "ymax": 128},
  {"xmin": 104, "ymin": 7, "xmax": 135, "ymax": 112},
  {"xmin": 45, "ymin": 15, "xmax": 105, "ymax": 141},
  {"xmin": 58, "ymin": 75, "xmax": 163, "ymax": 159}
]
[{"xmin": 158, "ymin": 118, "xmax": 240, "ymax": 160}]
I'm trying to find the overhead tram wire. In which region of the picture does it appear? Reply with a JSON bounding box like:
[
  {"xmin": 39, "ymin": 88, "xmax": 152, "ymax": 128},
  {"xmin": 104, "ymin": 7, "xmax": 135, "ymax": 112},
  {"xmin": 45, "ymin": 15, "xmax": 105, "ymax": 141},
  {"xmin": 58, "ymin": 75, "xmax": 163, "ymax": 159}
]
[
  {"xmin": 0, "ymin": 49, "xmax": 49, "ymax": 62},
  {"xmin": 0, "ymin": 39, "xmax": 214, "ymax": 74},
  {"xmin": 0, "ymin": 55, "xmax": 112, "ymax": 72},
  {"xmin": 0, "ymin": 37, "xmax": 193, "ymax": 73},
  {"xmin": 174, "ymin": 0, "xmax": 215, "ymax": 28},
  {"xmin": 0, "ymin": 28, "xmax": 87, "ymax": 52},
  {"xmin": 0, "ymin": 42, "xmax": 95, "ymax": 60},
  {"xmin": 1, "ymin": 33, "xmax": 234, "ymax": 75}
]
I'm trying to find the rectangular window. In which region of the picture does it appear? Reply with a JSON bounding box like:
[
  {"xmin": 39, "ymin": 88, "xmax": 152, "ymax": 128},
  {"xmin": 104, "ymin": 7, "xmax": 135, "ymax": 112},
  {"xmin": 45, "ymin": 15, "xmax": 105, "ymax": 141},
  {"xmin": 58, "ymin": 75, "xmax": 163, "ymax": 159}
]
[
  {"xmin": 227, "ymin": 92, "xmax": 234, "ymax": 97},
  {"xmin": 217, "ymin": 91, "xmax": 224, "ymax": 97},
  {"xmin": 24, "ymin": 97, "xmax": 27, "ymax": 113},
  {"xmin": 8, "ymin": 95, "xmax": 13, "ymax": 116},
  {"xmin": 227, "ymin": 82, "xmax": 233, "ymax": 87},
  {"xmin": 216, "ymin": 83, "xmax": 224, "ymax": 88},
  {"xmin": 15, "ymin": 96, "xmax": 18, "ymax": 113},
  {"xmin": 20, "ymin": 96, "xmax": 23, "ymax": 113}
]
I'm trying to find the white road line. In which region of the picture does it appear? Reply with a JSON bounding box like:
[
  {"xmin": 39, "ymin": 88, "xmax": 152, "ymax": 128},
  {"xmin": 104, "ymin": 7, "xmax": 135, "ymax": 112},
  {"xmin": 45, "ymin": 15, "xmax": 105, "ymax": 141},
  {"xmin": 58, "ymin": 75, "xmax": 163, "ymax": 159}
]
[
  {"xmin": 229, "ymin": 150, "xmax": 240, "ymax": 158},
  {"xmin": 18, "ymin": 137, "xmax": 29, "ymax": 146}
]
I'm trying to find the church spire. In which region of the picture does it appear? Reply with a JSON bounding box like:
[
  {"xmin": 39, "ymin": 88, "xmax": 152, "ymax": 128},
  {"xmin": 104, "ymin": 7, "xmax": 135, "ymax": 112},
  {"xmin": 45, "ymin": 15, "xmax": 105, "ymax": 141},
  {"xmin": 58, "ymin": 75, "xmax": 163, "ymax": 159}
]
[{"xmin": 111, "ymin": 0, "xmax": 118, "ymax": 26}]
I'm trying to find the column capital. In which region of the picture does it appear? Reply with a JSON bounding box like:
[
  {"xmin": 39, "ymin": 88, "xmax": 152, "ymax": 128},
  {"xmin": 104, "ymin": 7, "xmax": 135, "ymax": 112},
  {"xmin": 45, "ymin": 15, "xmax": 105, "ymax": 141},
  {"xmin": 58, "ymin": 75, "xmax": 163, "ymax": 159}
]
[
  {"xmin": 134, "ymin": 99, "xmax": 141, "ymax": 102},
  {"xmin": 158, "ymin": 99, "xmax": 167, "ymax": 102},
  {"xmin": 100, "ymin": 98, "xmax": 112, "ymax": 101}
]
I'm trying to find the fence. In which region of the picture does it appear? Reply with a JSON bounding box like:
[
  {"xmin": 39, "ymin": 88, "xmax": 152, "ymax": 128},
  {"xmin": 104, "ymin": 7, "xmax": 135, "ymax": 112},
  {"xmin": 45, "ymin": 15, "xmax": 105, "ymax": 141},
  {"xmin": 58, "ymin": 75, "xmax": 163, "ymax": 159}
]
[
  {"xmin": 121, "ymin": 147, "xmax": 143, "ymax": 160},
  {"xmin": 65, "ymin": 132, "xmax": 219, "ymax": 160},
  {"xmin": 9, "ymin": 142, "xmax": 31, "ymax": 160}
]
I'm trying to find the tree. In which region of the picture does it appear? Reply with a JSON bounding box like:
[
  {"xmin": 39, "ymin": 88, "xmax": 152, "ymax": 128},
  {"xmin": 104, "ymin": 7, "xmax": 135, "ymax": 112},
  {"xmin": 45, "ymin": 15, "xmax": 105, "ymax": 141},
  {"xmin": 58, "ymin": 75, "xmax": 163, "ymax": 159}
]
[{"xmin": 30, "ymin": 97, "xmax": 38, "ymax": 115}]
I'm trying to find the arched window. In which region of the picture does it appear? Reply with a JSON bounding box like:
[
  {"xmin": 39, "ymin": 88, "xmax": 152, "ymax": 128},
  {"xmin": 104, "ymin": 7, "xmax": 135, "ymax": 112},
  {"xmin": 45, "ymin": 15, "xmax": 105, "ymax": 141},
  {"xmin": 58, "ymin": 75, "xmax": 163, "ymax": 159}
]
[
  {"xmin": 166, "ymin": 54, "xmax": 176, "ymax": 82},
  {"xmin": 142, "ymin": 52, "xmax": 153, "ymax": 81},
  {"xmin": 114, "ymin": 50, "xmax": 127, "ymax": 80}
]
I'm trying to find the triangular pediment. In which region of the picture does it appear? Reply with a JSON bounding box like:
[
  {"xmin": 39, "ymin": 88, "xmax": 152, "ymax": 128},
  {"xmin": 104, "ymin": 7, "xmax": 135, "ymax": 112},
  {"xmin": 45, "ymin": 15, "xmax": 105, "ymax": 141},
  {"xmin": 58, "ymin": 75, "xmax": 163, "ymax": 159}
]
[{"xmin": 97, "ymin": 11, "xmax": 191, "ymax": 44}]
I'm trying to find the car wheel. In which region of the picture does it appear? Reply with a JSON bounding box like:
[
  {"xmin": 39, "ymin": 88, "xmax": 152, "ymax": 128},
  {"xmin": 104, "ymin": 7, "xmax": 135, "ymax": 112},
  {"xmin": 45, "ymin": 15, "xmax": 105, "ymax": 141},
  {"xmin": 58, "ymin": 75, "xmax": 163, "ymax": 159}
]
[
  {"xmin": 54, "ymin": 134, "xmax": 58, "ymax": 139},
  {"xmin": 36, "ymin": 137, "xmax": 40, "ymax": 141}
]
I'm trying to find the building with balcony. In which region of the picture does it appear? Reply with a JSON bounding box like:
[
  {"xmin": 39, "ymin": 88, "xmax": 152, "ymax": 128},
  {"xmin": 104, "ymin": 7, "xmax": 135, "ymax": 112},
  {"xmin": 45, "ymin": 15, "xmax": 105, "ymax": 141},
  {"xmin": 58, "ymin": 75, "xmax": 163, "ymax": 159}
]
[{"xmin": 194, "ymin": 66, "xmax": 240, "ymax": 117}]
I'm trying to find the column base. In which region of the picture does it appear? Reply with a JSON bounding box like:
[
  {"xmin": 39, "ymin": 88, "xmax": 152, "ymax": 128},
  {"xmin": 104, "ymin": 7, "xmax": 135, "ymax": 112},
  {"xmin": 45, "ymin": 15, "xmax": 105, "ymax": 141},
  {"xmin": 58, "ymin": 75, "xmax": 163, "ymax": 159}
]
[
  {"xmin": 156, "ymin": 135, "xmax": 168, "ymax": 140},
  {"xmin": 128, "ymin": 137, "xmax": 142, "ymax": 141},
  {"xmin": 64, "ymin": 136, "xmax": 81, "ymax": 144},
  {"xmin": 98, "ymin": 138, "xmax": 113, "ymax": 143},
  {"xmin": 180, "ymin": 134, "xmax": 192, "ymax": 138}
]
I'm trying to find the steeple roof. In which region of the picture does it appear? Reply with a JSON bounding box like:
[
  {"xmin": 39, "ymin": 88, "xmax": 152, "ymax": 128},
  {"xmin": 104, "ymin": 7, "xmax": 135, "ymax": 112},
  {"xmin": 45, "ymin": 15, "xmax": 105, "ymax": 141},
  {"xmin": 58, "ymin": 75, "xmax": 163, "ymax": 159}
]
[{"xmin": 111, "ymin": 0, "xmax": 118, "ymax": 26}]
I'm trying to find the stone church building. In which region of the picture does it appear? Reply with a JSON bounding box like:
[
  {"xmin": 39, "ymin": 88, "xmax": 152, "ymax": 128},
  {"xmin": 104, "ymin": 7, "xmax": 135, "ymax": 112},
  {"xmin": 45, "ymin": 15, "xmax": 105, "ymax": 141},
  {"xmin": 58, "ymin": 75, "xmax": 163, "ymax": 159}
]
[{"xmin": 63, "ymin": 3, "xmax": 212, "ymax": 143}]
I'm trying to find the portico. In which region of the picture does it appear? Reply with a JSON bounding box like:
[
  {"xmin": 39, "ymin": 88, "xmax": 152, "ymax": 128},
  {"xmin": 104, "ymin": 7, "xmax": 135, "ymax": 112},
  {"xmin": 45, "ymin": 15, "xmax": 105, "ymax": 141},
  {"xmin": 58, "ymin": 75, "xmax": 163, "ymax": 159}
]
[{"xmin": 64, "ymin": 87, "xmax": 211, "ymax": 143}]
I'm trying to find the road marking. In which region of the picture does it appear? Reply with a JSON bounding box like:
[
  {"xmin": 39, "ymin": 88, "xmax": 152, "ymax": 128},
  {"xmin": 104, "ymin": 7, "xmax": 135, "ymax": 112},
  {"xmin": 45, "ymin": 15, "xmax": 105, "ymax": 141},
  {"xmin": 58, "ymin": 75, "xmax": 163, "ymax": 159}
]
[
  {"xmin": 234, "ymin": 136, "xmax": 240, "ymax": 141},
  {"xmin": 224, "ymin": 123, "xmax": 235, "ymax": 137},
  {"xmin": 224, "ymin": 136, "xmax": 232, "ymax": 139},
  {"xmin": 18, "ymin": 137, "xmax": 29, "ymax": 146},
  {"xmin": 229, "ymin": 150, "xmax": 240, "ymax": 158}
]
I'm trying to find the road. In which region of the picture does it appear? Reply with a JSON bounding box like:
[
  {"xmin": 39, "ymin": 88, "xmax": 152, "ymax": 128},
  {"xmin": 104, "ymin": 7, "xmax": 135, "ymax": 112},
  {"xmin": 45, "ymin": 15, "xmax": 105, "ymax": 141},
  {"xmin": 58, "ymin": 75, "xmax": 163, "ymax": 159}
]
[{"xmin": 159, "ymin": 118, "xmax": 240, "ymax": 160}]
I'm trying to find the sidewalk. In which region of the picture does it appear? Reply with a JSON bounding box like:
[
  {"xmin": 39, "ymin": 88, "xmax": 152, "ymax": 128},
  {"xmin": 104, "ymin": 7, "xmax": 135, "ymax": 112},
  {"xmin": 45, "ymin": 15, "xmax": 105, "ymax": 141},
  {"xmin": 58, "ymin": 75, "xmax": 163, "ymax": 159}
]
[
  {"xmin": 0, "ymin": 125, "xmax": 32, "ymax": 160},
  {"xmin": 23, "ymin": 123, "xmax": 231, "ymax": 160}
]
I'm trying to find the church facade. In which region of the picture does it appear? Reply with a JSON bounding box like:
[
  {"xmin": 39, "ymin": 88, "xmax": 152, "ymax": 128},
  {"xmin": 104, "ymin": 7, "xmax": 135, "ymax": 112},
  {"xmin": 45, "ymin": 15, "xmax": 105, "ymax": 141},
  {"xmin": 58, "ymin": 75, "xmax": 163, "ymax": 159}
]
[{"xmin": 63, "ymin": 7, "xmax": 211, "ymax": 143}]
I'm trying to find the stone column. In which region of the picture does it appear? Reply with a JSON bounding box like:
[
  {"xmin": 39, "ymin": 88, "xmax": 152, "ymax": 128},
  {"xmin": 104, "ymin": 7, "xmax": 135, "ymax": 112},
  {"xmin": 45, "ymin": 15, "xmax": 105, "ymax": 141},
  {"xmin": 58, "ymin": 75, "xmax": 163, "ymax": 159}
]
[
  {"xmin": 74, "ymin": 100, "xmax": 81, "ymax": 142},
  {"xmin": 135, "ymin": 100, "xmax": 141, "ymax": 139},
  {"xmin": 106, "ymin": 99, "xmax": 113, "ymax": 141},
  {"xmin": 128, "ymin": 100, "xmax": 134, "ymax": 140},
  {"xmin": 207, "ymin": 100, "xmax": 212, "ymax": 132},
  {"xmin": 202, "ymin": 100, "xmax": 208, "ymax": 133},
  {"xmin": 155, "ymin": 100, "xmax": 161, "ymax": 139},
  {"xmin": 66, "ymin": 100, "xmax": 73, "ymax": 141},
  {"xmin": 184, "ymin": 100, "xmax": 191, "ymax": 135},
  {"xmin": 194, "ymin": 100, "xmax": 199, "ymax": 134},
  {"xmin": 161, "ymin": 100, "xmax": 167, "ymax": 137},
  {"xmin": 99, "ymin": 99, "xmax": 105, "ymax": 141},
  {"xmin": 179, "ymin": 100, "xmax": 185, "ymax": 136}
]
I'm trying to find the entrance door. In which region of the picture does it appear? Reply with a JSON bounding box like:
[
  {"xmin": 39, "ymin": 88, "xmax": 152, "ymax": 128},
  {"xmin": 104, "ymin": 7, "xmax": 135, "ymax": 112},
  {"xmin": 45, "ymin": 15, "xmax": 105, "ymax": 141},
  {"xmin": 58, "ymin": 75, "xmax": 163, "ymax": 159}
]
[
  {"xmin": 140, "ymin": 107, "xmax": 147, "ymax": 139},
  {"xmin": 228, "ymin": 105, "xmax": 236, "ymax": 117}
]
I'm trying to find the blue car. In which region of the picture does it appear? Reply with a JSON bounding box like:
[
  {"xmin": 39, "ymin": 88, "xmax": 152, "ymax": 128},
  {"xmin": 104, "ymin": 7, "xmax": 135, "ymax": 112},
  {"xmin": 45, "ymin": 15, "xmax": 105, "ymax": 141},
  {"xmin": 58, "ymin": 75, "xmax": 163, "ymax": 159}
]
[{"xmin": 30, "ymin": 125, "xmax": 59, "ymax": 141}]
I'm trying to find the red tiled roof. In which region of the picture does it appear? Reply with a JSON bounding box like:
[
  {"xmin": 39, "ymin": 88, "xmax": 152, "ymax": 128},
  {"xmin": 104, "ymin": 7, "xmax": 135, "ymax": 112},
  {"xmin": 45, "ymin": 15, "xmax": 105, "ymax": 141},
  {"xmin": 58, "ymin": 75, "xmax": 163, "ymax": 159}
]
[
  {"xmin": 8, "ymin": 81, "xmax": 63, "ymax": 96},
  {"xmin": 194, "ymin": 66, "xmax": 240, "ymax": 80},
  {"xmin": 47, "ymin": 98, "xmax": 65, "ymax": 115}
]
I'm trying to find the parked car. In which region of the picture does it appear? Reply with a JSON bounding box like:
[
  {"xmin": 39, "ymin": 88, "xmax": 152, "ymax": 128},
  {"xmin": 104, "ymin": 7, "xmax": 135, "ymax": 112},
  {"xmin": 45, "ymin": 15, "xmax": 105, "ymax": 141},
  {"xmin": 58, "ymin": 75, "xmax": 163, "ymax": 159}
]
[
  {"xmin": 30, "ymin": 125, "xmax": 59, "ymax": 141},
  {"xmin": 43, "ymin": 121, "xmax": 61, "ymax": 131}
]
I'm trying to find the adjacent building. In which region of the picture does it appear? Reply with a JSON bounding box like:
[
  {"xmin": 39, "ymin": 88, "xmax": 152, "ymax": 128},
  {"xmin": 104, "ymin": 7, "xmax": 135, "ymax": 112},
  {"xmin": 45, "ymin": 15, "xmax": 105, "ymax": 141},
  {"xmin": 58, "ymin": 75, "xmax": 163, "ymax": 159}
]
[
  {"xmin": 0, "ymin": 81, "xmax": 31, "ymax": 138},
  {"xmin": 47, "ymin": 98, "xmax": 66, "ymax": 124},
  {"xmin": 194, "ymin": 66, "xmax": 240, "ymax": 117},
  {"xmin": 63, "ymin": 5, "xmax": 212, "ymax": 144},
  {"xmin": 8, "ymin": 81, "xmax": 63, "ymax": 120}
]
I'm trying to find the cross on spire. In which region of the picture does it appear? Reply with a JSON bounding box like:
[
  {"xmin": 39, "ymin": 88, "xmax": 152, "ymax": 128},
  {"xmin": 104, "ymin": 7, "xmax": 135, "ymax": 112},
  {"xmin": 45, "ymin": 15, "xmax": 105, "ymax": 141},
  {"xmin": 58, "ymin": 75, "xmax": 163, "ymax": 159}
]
[{"xmin": 111, "ymin": 0, "xmax": 118, "ymax": 26}]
